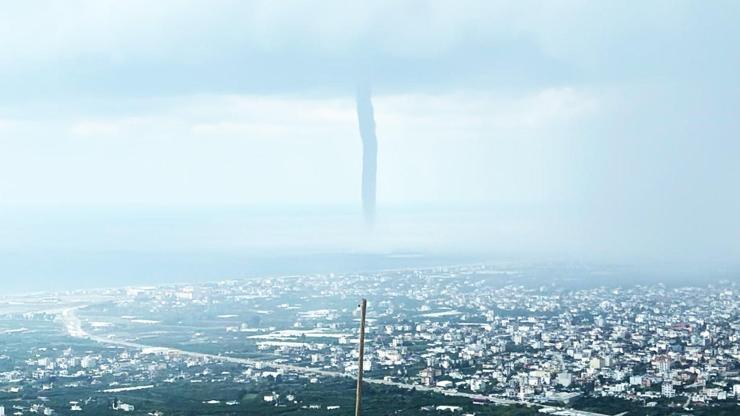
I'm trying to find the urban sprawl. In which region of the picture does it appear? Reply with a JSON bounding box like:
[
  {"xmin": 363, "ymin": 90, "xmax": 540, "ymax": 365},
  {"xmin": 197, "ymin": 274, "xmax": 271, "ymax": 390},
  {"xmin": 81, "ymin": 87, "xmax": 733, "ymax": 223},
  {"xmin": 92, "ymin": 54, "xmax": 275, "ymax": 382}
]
[{"xmin": 0, "ymin": 265, "xmax": 738, "ymax": 415}]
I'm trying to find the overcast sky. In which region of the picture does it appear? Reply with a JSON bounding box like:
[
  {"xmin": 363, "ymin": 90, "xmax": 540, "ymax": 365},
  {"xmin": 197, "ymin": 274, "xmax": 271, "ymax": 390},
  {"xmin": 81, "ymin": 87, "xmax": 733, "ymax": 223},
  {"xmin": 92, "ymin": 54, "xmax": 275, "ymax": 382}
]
[{"xmin": 1, "ymin": 1, "xmax": 739, "ymax": 273}]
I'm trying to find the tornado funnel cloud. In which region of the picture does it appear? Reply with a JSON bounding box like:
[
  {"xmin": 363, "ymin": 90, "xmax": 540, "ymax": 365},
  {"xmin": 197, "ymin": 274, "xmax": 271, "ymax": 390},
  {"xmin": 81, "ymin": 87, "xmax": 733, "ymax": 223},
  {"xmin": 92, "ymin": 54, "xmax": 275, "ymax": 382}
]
[{"xmin": 356, "ymin": 84, "xmax": 377, "ymax": 226}]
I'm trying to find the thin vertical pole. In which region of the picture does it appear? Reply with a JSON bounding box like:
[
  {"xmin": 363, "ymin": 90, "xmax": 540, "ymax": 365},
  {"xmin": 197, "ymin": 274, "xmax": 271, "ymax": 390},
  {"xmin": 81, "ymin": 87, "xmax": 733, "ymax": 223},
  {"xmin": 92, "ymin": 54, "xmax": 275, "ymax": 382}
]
[{"xmin": 354, "ymin": 298, "xmax": 367, "ymax": 416}]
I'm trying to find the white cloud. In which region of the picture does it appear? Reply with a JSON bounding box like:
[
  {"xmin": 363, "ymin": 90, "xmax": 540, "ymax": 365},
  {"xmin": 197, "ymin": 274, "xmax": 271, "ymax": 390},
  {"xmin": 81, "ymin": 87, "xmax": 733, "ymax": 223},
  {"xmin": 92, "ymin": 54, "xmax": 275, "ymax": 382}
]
[
  {"xmin": 70, "ymin": 120, "xmax": 128, "ymax": 137},
  {"xmin": 0, "ymin": 119, "xmax": 19, "ymax": 130},
  {"xmin": 2, "ymin": 88, "xmax": 599, "ymax": 207},
  {"xmin": 375, "ymin": 87, "xmax": 598, "ymax": 136},
  {"xmin": 0, "ymin": 1, "xmax": 694, "ymax": 68},
  {"xmin": 63, "ymin": 88, "xmax": 598, "ymax": 143}
]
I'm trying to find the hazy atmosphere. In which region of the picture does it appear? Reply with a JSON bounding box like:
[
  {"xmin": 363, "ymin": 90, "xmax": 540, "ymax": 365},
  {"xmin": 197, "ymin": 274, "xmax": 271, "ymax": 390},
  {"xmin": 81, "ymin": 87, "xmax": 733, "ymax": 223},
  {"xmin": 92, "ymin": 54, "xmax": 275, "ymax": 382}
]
[
  {"xmin": 1, "ymin": 3, "xmax": 739, "ymax": 416},
  {"xmin": 2, "ymin": 1, "xmax": 740, "ymax": 291}
]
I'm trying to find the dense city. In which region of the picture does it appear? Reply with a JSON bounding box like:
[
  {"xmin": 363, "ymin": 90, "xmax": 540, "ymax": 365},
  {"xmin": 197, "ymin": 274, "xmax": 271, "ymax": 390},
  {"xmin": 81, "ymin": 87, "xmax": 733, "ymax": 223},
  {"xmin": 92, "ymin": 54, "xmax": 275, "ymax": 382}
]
[{"xmin": 1, "ymin": 264, "xmax": 738, "ymax": 415}]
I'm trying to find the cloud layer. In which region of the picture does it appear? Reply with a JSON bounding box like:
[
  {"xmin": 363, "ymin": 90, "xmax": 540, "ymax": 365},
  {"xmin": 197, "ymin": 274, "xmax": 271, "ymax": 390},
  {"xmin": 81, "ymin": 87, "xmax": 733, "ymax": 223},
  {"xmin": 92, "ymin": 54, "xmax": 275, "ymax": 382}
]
[{"xmin": 0, "ymin": 0, "xmax": 739, "ymax": 264}]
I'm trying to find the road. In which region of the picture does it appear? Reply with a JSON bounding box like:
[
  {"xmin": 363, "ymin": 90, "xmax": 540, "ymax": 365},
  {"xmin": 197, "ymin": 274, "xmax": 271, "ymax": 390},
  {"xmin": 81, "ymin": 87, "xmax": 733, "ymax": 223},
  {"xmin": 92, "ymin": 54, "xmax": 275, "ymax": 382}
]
[{"xmin": 61, "ymin": 308, "xmax": 613, "ymax": 416}]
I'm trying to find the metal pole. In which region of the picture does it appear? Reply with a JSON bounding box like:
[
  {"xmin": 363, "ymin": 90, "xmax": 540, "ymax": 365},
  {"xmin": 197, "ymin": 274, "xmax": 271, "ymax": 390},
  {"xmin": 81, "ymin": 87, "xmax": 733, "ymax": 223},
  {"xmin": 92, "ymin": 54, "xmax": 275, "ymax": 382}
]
[{"xmin": 354, "ymin": 298, "xmax": 367, "ymax": 416}]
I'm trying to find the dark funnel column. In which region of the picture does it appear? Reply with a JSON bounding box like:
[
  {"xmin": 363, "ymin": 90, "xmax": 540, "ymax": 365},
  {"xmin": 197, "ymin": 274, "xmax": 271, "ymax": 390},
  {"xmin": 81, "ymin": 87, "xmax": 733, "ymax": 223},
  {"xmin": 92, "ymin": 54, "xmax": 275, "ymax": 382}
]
[{"xmin": 356, "ymin": 84, "xmax": 377, "ymax": 226}]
